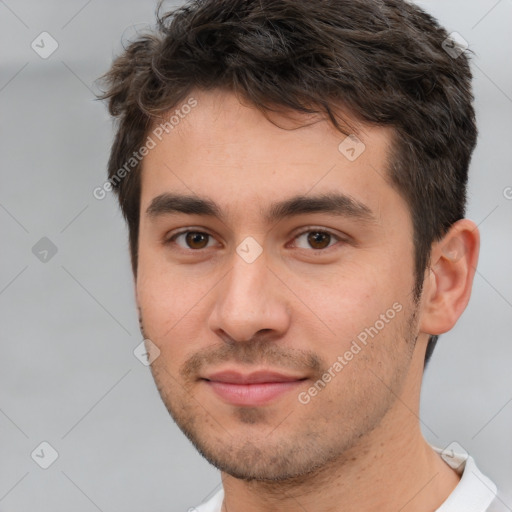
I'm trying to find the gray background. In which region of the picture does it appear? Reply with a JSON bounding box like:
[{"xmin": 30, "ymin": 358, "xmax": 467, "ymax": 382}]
[{"xmin": 1, "ymin": 0, "xmax": 511, "ymax": 510}]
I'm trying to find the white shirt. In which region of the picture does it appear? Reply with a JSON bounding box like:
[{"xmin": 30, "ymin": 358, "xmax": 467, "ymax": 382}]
[{"xmin": 190, "ymin": 446, "xmax": 504, "ymax": 512}]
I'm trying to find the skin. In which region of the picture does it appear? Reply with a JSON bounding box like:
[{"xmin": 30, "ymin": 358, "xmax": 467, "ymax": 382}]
[{"xmin": 135, "ymin": 89, "xmax": 480, "ymax": 511}]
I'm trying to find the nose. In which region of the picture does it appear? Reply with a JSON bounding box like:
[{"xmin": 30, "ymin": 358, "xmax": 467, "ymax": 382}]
[{"xmin": 207, "ymin": 243, "xmax": 292, "ymax": 343}]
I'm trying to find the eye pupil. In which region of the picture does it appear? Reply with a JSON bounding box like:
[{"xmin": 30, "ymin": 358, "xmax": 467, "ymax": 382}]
[
  {"xmin": 308, "ymin": 231, "xmax": 330, "ymax": 249},
  {"xmin": 186, "ymin": 232, "xmax": 209, "ymax": 249}
]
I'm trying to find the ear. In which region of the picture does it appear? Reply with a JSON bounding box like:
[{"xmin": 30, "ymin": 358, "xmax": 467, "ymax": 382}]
[{"xmin": 419, "ymin": 219, "xmax": 480, "ymax": 336}]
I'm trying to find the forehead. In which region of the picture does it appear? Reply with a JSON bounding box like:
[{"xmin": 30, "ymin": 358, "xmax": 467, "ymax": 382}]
[{"xmin": 140, "ymin": 88, "xmax": 405, "ymax": 228}]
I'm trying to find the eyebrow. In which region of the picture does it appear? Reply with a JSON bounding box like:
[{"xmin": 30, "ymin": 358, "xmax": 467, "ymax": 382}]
[{"xmin": 145, "ymin": 192, "xmax": 376, "ymax": 225}]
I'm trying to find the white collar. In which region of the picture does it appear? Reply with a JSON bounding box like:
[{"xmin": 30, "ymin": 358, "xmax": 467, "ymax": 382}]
[{"xmin": 432, "ymin": 445, "xmax": 497, "ymax": 511}]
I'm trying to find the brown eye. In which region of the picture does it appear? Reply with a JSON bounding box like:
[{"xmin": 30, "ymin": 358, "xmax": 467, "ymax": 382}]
[
  {"xmin": 307, "ymin": 231, "xmax": 332, "ymax": 249},
  {"xmin": 292, "ymin": 229, "xmax": 340, "ymax": 251},
  {"xmin": 185, "ymin": 232, "xmax": 210, "ymax": 249},
  {"xmin": 168, "ymin": 231, "xmax": 216, "ymax": 250}
]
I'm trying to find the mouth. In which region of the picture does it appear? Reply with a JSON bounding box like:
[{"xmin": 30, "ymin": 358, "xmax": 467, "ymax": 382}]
[{"xmin": 201, "ymin": 369, "xmax": 308, "ymax": 406}]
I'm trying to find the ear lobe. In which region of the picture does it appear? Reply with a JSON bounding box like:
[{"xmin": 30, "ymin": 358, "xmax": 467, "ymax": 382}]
[{"xmin": 419, "ymin": 219, "xmax": 480, "ymax": 336}]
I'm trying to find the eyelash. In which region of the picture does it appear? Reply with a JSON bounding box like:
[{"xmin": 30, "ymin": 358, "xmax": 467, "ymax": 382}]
[{"xmin": 165, "ymin": 227, "xmax": 345, "ymax": 252}]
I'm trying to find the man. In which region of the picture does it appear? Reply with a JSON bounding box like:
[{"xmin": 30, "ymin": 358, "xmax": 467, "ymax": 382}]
[{"xmin": 98, "ymin": 0, "xmax": 503, "ymax": 510}]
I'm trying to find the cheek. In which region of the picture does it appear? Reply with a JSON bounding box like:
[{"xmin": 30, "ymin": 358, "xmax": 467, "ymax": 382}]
[
  {"xmin": 136, "ymin": 254, "xmax": 186, "ymax": 342},
  {"xmin": 294, "ymin": 260, "xmax": 408, "ymax": 345},
  {"xmin": 136, "ymin": 258, "xmax": 217, "ymax": 355}
]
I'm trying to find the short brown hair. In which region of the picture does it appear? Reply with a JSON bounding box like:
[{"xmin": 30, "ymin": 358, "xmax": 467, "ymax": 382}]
[{"xmin": 97, "ymin": 0, "xmax": 477, "ymax": 366}]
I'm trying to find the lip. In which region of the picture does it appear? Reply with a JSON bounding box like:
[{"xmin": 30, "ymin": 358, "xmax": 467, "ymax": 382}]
[
  {"xmin": 202, "ymin": 369, "xmax": 307, "ymax": 406},
  {"xmin": 204, "ymin": 370, "xmax": 305, "ymax": 384}
]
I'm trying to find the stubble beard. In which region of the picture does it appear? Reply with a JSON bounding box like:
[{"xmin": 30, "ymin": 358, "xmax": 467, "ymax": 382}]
[{"xmin": 140, "ymin": 299, "xmax": 420, "ymax": 484}]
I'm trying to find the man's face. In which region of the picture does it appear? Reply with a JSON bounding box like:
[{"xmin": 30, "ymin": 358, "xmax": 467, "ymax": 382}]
[{"xmin": 136, "ymin": 89, "xmax": 424, "ymax": 480}]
